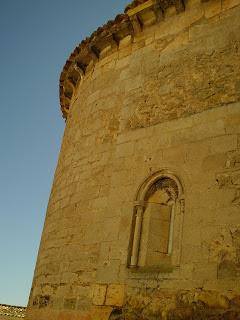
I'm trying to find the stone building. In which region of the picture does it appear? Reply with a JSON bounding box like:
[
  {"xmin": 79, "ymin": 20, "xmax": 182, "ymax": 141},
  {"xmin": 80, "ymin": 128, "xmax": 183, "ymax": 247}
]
[
  {"xmin": 26, "ymin": 0, "xmax": 240, "ymax": 319},
  {"xmin": 0, "ymin": 304, "xmax": 26, "ymax": 319}
]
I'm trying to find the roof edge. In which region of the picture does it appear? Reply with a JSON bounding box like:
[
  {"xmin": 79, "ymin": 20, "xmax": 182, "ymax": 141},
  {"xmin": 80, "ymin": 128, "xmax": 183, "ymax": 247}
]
[{"xmin": 61, "ymin": 0, "xmax": 217, "ymax": 119}]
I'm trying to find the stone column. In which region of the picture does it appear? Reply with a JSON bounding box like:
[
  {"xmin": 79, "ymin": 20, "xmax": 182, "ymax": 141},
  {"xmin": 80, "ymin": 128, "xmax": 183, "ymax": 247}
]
[{"xmin": 130, "ymin": 204, "xmax": 144, "ymax": 268}]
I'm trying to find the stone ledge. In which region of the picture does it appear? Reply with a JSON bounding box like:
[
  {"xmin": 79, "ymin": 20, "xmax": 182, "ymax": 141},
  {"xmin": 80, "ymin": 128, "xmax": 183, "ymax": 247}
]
[{"xmin": 0, "ymin": 304, "xmax": 26, "ymax": 319}]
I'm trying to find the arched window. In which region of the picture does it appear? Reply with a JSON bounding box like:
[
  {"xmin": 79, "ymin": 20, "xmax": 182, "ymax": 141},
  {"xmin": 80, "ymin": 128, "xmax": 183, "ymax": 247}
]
[{"xmin": 128, "ymin": 171, "xmax": 184, "ymax": 271}]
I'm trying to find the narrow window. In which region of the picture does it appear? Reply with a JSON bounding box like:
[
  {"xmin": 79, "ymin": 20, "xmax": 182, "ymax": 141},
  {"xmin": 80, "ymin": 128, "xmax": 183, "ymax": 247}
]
[{"xmin": 128, "ymin": 172, "xmax": 184, "ymax": 271}]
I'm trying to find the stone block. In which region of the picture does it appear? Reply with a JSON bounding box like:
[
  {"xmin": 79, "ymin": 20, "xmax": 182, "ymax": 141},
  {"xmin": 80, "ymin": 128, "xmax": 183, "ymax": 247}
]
[
  {"xmin": 99, "ymin": 46, "xmax": 113, "ymax": 60},
  {"xmin": 98, "ymin": 53, "xmax": 118, "ymax": 68},
  {"xmin": 192, "ymin": 263, "xmax": 218, "ymax": 280},
  {"xmin": 105, "ymin": 284, "xmax": 125, "ymax": 307},
  {"xmin": 118, "ymin": 45, "xmax": 132, "ymax": 59},
  {"xmin": 152, "ymin": 131, "xmax": 171, "ymax": 148},
  {"xmin": 101, "ymin": 217, "xmax": 120, "ymax": 241},
  {"xmin": 90, "ymin": 306, "xmax": 113, "ymax": 320},
  {"xmin": 182, "ymin": 221, "xmax": 201, "ymax": 248},
  {"xmin": 209, "ymin": 135, "xmax": 238, "ymax": 154},
  {"xmin": 96, "ymin": 259, "xmax": 121, "ymax": 283},
  {"xmin": 194, "ymin": 290, "xmax": 230, "ymax": 309},
  {"xmin": 115, "ymin": 56, "xmax": 130, "ymax": 69},
  {"xmin": 92, "ymin": 284, "xmax": 107, "ymax": 306},
  {"xmin": 73, "ymin": 285, "xmax": 90, "ymax": 299},
  {"xmin": 184, "ymin": 142, "xmax": 209, "ymax": 166},
  {"xmin": 119, "ymin": 35, "xmax": 132, "ymax": 49},
  {"xmin": 202, "ymin": 153, "xmax": 227, "ymax": 172},
  {"xmin": 76, "ymin": 299, "xmax": 91, "ymax": 312},
  {"xmin": 204, "ymin": 278, "xmax": 240, "ymax": 291},
  {"xmin": 227, "ymin": 102, "xmax": 240, "ymax": 115},
  {"xmin": 179, "ymin": 263, "xmax": 194, "ymax": 280},
  {"xmin": 155, "ymin": 5, "xmax": 204, "ymax": 40},
  {"xmin": 185, "ymin": 0, "xmax": 202, "ymax": 9},
  {"xmin": 161, "ymin": 31, "xmax": 189, "ymax": 55},
  {"xmin": 218, "ymin": 260, "xmax": 240, "ymax": 279},
  {"xmin": 141, "ymin": 8, "xmax": 158, "ymax": 26},
  {"xmin": 86, "ymin": 90, "xmax": 101, "ymax": 106},
  {"xmin": 115, "ymin": 141, "xmax": 135, "ymax": 157},
  {"xmin": 224, "ymin": 116, "xmax": 240, "ymax": 134},
  {"xmin": 177, "ymin": 119, "xmax": 225, "ymax": 145},
  {"xmin": 63, "ymin": 298, "xmax": 77, "ymax": 310},
  {"xmin": 162, "ymin": 145, "xmax": 188, "ymax": 163},
  {"xmin": 119, "ymin": 68, "xmax": 130, "ymax": 81},
  {"xmin": 222, "ymin": 0, "xmax": 240, "ymax": 10},
  {"xmin": 203, "ymin": 0, "xmax": 222, "ymax": 18},
  {"xmin": 145, "ymin": 36, "xmax": 154, "ymax": 46},
  {"xmin": 164, "ymin": 5, "xmax": 177, "ymax": 18},
  {"xmin": 134, "ymin": 137, "xmax": 153, "ymax": 154},
  {"xmin": 124, "ymin": 75, "xmax": 144, "ymax": 92},
  {"xmin": 181, "ymin": 244, "xmax": 208, "ymax": 264}
]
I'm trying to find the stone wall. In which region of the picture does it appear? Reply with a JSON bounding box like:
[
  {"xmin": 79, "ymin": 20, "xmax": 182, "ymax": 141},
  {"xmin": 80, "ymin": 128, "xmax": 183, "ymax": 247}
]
[
  {"xmin": 0, "ymin": 304, "xmax": 26, "ymax": 319},
  {"xmin": 26, "ymin": 0, "xmax": 240, "ymax": 319}
]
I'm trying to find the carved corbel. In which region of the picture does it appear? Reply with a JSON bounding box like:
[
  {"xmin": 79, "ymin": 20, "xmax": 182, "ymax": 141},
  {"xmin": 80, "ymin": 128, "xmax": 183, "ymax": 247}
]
[
  {"xmin": 110, "ymin": 33, "xmax": 120, "ymax": 46},
  {"xmin": 75, "ymin": 61, "xmax": 87, "ymax": 75},
  {"xmin": 129, "ymin": 15, "xmax": 143, "ymax": 34},
  {"xmin": 64, "ymin": 90, "xmax": 72, "ymax": 100},
  {"xmin": 66, "ymin": 78, "xmax": 76, "ymax": 91},
  {"xmin": 113, "ymin": 19, "xmax": 134, "ymax": 44},
  {"xmin": 89, "ymin": 45, "xmax": 100, "ymax": 62},
  {"xmin": 63, "ymin": 106, "xmax": 70, "ymax": 116},
  {"xmin": 152, "ymin": 2, "xmax": 164, "ymax": 22},
  {"xmin": 73, "ymin": 62, "xmax": 85, "ymax": 77}
]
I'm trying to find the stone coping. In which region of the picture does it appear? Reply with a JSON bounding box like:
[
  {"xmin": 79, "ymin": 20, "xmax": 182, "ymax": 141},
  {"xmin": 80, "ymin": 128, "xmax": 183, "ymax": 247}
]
[
  {"xmin": 0, "ymin": 304, "xmax": 26, "ymax": 318},
  {"xmin": 59, "ymin": 0, "xmax": 188, "ymax": 119}
]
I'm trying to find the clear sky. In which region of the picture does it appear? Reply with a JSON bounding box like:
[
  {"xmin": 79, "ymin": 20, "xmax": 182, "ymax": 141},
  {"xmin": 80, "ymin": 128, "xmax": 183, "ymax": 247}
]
[{"xmin": 0, "ymin": 0, "xmax": 129, "ymax": 307}]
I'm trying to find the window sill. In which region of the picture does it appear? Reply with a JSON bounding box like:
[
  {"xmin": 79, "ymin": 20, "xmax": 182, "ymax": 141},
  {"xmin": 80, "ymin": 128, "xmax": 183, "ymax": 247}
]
[{"xmin": 128, "ymin": 263, "xmax": 175, "ymax": 273}]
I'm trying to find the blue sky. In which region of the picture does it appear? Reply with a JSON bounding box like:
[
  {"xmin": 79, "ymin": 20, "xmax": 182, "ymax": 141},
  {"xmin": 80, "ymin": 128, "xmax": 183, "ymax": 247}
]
[{"xmin": 0, "ymin": 0, "xmax": 129, "ymax": 307}]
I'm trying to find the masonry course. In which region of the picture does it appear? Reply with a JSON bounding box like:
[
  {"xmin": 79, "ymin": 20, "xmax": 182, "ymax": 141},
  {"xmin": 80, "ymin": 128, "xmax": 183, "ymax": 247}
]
[
  {"xmin": 26, "ymin": 0, "xmax": 240, "ymax": 319},
  {"xmin": 0, "ymin": 304, "xmax": 26, "ymax": 319}
]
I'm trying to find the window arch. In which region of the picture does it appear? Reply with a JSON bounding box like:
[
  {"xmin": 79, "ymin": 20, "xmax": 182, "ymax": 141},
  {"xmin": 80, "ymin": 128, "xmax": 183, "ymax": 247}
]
[{"xmin": 128, "ymin": 170, "xmax": 184, "ymax": 271}]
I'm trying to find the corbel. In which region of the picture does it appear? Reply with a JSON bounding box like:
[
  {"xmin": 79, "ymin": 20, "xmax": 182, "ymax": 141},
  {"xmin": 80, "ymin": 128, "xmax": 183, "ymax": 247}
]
[
  {"xmin": 66, "ymin": 77, "xmax": 77, "ymax": 90},
  {"xmin": 129, "ymin": 14, "xmax": 143, "ymax": 34},
  {"xmin": 73, "ymin": 62, "xmax": 85, "ymax": 77},
  {"xmin": 153, "ymin": 1, "xmax": 164, "ymax": 22},
  {"xmin": 89, "ymin": 45, "xmax": 100, "ymax": 62},
  {"xmin": 76, "ymin": 61, "xmax": 87, "ymax": 75}
]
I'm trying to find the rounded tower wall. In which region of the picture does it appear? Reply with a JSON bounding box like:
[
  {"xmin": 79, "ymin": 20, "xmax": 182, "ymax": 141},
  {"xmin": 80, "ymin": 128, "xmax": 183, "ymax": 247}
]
[{"xmin": 26, "ymin": 1, "xmax": 240, "ymax": 319}]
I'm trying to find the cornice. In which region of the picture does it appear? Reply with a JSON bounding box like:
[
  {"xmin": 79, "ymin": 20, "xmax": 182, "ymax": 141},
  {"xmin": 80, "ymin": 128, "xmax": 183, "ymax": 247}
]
[
  {"xmin": 0, "ymin": 304, "xmax": 26, "ymax": 318},
  {"xmin": 59, "ymin": 0, "xmax": 203, "ymax": 119}
]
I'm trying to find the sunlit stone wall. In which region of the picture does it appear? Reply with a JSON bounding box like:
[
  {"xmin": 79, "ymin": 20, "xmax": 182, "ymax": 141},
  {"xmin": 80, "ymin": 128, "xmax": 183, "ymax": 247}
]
[{"xmin": 26, "ymin": 0, "xmax": 240, "ymax": 319}]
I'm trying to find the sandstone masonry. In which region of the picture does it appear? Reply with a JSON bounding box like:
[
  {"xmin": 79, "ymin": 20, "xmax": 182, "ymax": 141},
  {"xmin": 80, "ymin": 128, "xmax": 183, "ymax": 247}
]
[
  {"xmin": 26, "ymin": 0, "xmax": 240, "ymax": 319},
  {"xmin": 0, "ymin": 304, "xmax": 26, "ymax": 319}
]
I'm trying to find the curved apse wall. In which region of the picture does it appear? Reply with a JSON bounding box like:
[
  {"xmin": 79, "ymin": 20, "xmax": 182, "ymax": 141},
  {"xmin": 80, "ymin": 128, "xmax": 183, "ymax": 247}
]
[{"xmin": 26, "ymin": 1, "xmax": 240, "ymax": 319}]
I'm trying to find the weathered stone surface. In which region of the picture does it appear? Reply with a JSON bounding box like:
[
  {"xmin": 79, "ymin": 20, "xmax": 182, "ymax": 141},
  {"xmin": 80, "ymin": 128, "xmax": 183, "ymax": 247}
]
[
  {"xmin": 113, "ymin": 289, "xmax": 240, "ymax": 320},
  {"xmin": 90, "ymin": 306, "xmax": 113, "ymax": 320},
  {"xmin": 0, "ymin": 304, "xmax": 26, "ymax": 319},
  {"xmin": 105, "ymin": 285, "xmax": 125, "ymax": 307},
  {"xmin": 92, "ymin": 284, "xmax": 107, "ymax": 306},
  {"xmin": 26, "ymin": 0, "xmax": 240, "ymax": 319}
]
